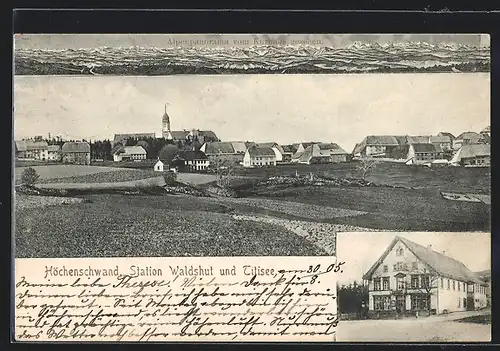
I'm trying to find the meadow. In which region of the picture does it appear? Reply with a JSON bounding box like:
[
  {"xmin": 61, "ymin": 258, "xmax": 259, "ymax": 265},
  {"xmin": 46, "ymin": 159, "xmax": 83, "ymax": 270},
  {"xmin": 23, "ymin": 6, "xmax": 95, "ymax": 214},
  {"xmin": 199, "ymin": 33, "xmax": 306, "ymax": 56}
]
[{"xmin": 14, "ymin": 161, "xmax": 491, "ymax": 258}]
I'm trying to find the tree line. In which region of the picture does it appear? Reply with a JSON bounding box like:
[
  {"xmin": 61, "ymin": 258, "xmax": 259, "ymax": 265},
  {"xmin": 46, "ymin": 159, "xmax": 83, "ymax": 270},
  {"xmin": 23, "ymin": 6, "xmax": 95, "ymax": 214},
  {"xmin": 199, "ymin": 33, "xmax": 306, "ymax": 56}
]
[{"xmin": 337, "ymin": 281, "xmax": 369, "ymax": 315}]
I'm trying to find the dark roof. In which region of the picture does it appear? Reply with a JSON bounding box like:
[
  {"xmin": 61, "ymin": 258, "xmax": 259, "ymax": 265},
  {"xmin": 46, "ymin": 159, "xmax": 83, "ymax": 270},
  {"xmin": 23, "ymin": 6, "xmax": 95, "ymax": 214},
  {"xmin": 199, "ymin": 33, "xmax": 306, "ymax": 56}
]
[
  {"xmin": 452, "ymin": 144, "xmax": 490, "ymax": 160},
  {"xmin": 411, "ymin": 143, "xmax": 441, "ymax": 153},
  {"xmin": 176, "ymin": 150, "xmax": 208, "ymax": 161},
  {"xmin": 204, "ymin": 142, "xmax": 235, "ymax": 154},
  {"xmin": 281, "ymin": 144, "xmax": 298, "ymax": 154},
  {"xmin": 363, "ymin": 236, "xmax": 486, "ymax": 285},
  {"xmin": 169, "ymin": 131, "xmax": 190, "ymax": 140},
  {"xmin": 61, "ymin": 141, "xmax": 90, "ymax": 153},
  {"xmin": 247, "ymin": 146, "xmax": 276, "ymax": 157},
  {"xmin": 197, "ymin": 130, "xmax": 219, "ymax": 141}
]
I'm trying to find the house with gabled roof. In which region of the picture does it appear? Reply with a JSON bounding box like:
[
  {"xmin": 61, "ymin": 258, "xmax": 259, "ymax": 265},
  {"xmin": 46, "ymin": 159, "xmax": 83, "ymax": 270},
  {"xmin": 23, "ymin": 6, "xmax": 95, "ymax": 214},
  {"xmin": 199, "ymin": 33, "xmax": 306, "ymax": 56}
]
[
  {"xmin": 15, "ymin": 139, "xmax": 49, "ymax": 160},
  {"xmin": 61, "ymin": 141, "xmax": 91, "ymax": 165},
  {"xmin": 280, "ymin": 144, "xmax": 298, "ymax": 163},
  {"xmin": 453, "ymin": 132, "xmax": 485, "ymax": 150},
  {"xmin": 113, "ymin": 145, "xmax": 147, "ymax": 162},
  {"xmin": 362, "ymin": 236, "xmax": 488, "ymax": 317},
  {"xmin": 352, "ymin": 136, "xmax": 401, "ymax": 158},
  {"xmin": 406, "ymin": 143, "xmax": 444, "ymax": 165},
  {"xmin": 171, "ymin": 150, "xmax": 210, "ymax": 172},
  {"xmin": 450, "ymin": 144, "xmax": 490, "ymax": 167},
  {"xmin": 243, "ymin": 145, "xmax": 277, "ymax": 168}
]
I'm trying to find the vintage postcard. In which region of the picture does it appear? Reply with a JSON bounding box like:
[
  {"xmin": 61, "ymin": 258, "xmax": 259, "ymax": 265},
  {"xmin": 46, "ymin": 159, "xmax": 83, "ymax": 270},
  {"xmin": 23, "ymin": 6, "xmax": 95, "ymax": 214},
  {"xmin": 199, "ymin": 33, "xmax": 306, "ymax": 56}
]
[{"xmin": 12, "ymin": 33, "xmax": 490, "ymax": 342}]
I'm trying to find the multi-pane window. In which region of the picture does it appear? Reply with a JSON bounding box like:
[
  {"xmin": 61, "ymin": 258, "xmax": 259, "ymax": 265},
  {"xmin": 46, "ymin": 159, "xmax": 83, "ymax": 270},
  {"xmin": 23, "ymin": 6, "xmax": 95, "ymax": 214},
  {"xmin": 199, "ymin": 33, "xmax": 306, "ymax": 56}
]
[
  {"xmin": 374, "ymin": 296, "xmax": 391, "ymax": 311},
  {"xmin": 447, "ymin": 279, "xmax": 451, "ymax": 290},
  {"xmin": 383, "ymin": 265, "xmax": 388, "ymax": 273},
  {"xmin": 382, "ymin": 277, "xmax": 390, "ymax": 290},
  {"xmin": 440, "ymin": 278, "xmax": 444, "ymax": 288},
  {"xmin": 411, "ymin": 275, "xmax": 419, "ymax": 289},
  {"xmin": 453, "ymin": 280, "xmax": 456, "ymax": 290},
  {"xmin": 411, "ymin": 295, "xmax": 430, "ymax": 310},
  {"xmin": 373, "ymin": 278, "xmax": 381, "ymax": 291},
  {"xmin": 422, "ymin": 275, "xmax": 430, "ymax": 288}
]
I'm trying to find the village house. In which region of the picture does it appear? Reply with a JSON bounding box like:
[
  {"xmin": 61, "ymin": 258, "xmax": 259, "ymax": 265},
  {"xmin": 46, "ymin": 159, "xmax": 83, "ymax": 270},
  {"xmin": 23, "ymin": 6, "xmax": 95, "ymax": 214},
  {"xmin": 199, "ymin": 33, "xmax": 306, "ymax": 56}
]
[
  {"xmin": 294, "ymin": 143, "xmax": 348, "ymax": 165},
  {"xmin": 61, "ymin": 141, "xmax": 91, "ymax": 165},
  {"xmin": 406, "ymin": 143, "xmax": 444, "ymax": 165},
  {"xmin": 171, "ymin": 150, "xmax": 210, "ymax": 172},
  {"xmin": 47, "ymin": 145, "xmax": 62, "ymax": 161},
  {"xmin": 453, "ymin": 132, "xmax": 485, "ymax": 150},
  {"xmin": 15, "ymin": 138, "xmax": 49, "ymax": 160},
  {"xmin": 201, "ymin": 141, "xmax": 252, "ymax": 165},
  {"xmin": 352, "ymin": 136, "xmax": 401, "ymax": 158},
  {"xmin": 243, "ymin": 145, "xmax": 277, "ymax": 168},
  {"xmin": 363, "ymin": 236, "xmax": 488, "ymax": 318},
  {"xmin": 319, "ymin": 143, "xmax": 349, "ymax": 163},
  {"xmin": 256, "ymin": 142, "xmax": 286, "ymax": 163},
  {"xmin": 450, "ymin": 144, "xmax": 490, "ymax": 167},
  {"xmin": 474, "ymin": 270, "xmax": 491, "ymax": 307},
  {"xmin": 280, "ymin": 144, "xmax": 298, "ymax": 163},
  {"xmin": 153, "ymin": 159, "xmax": 164, "ymax": 172},
  {"xmin": 113, "ymin": 145, "xmax": 147, "ymax": 162}
]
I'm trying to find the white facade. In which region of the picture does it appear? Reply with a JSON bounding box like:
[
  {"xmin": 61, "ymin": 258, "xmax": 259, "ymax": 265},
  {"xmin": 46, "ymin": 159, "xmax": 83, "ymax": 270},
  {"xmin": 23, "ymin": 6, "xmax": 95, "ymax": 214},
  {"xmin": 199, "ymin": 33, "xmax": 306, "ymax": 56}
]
[
  {"xmin": 154, "ymin": 160, "xmax": 164, "ymax": 172},
  {"xmin": 187, "ymin": 159, "xmax": 210, "ymax": 171},
  {"xmin": 366, "ymin": 238, "xmax": 488, "ymax": 315},
  {"xmin": 113, "ymin": 146, "xmax": 147, "ymax": 162},
  {"xmin": 272, "ymin": 146, "xmax": 283, "ymax": 162},
  {"xmin": 243, "ymin": 150, "xmax": 277, "ymax": 168}
]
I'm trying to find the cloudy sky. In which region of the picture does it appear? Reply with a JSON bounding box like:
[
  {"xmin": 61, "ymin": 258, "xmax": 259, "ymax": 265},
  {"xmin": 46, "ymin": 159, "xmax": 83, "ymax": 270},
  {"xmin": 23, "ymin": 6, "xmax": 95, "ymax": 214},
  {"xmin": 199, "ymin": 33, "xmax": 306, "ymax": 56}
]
[
  {"xmin": 14, "ymin": 34, "xmax": 490, "ymax": 49},
  {"xmin": 14, "ymin": 73, "xmax": 490, "ymax": 151},
  {"xmin": 336, "ymin": 232, "xmax": 491, "ymax": 286}
]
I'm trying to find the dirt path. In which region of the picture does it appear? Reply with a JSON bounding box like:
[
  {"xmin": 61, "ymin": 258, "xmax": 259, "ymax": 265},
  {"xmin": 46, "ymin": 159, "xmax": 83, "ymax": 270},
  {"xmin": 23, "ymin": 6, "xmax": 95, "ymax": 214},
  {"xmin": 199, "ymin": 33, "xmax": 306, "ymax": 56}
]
[{"xmin": 233, "ymin": 214, "xmax": 383, "ymax": 255}]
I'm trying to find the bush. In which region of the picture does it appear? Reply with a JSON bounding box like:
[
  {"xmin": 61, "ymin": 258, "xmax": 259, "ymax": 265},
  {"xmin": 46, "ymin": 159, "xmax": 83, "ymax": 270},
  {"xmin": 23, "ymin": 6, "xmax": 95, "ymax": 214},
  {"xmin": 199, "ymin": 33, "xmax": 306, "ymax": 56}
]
[
  {"xmin": 163, "ymin": 171, "xmax": 177, "ymax": 186},
  {"xmin": 21, "ymin": 167, "xmax": 40, "ymax": 186}
]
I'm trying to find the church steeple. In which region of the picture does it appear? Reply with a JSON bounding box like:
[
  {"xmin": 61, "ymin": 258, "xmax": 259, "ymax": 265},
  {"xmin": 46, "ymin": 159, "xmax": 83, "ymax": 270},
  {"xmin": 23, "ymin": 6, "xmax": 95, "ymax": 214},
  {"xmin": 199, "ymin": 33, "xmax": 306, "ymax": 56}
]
[{"xmin": 162, "ymin": 104, "xmax": 171, "ymax": 137}]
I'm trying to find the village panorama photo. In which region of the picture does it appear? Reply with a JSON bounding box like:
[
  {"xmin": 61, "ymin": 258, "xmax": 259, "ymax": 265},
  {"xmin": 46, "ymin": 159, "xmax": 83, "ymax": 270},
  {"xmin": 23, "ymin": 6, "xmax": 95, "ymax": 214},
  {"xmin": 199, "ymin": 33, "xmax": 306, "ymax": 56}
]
[{"xmin": 13, "ymin": 34, "xmax": 490, "ymax": 259}]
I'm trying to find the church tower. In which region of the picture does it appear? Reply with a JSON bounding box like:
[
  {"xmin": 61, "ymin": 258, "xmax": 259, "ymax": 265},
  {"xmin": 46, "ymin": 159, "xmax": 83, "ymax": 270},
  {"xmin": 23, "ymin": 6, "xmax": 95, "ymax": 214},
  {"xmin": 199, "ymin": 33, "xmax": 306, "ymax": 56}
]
[{"xmin": 162, "ymin": 104, "xmax": 171, "ymax": 138}]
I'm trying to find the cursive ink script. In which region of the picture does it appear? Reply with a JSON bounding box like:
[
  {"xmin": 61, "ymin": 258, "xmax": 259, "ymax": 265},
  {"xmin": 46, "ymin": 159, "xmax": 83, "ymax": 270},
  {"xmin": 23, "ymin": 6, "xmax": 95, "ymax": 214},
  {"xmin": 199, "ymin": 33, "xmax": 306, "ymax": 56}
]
[{"xmin": 14, "ymin": 257, "xmax": 341, "ymax": 342}]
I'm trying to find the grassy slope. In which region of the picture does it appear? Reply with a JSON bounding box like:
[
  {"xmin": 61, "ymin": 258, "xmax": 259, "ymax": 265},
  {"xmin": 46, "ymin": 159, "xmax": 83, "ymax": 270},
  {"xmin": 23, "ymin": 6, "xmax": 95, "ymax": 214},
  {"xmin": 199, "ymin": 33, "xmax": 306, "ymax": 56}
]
[{"xmin": 15, "ymin": 194, "xmax": 326, "ymax": 258}]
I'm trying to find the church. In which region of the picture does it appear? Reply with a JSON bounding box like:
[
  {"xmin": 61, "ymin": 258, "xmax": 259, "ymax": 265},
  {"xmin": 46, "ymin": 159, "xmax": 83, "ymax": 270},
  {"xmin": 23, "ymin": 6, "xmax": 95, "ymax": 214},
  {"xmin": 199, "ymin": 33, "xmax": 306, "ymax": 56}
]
[{"xmin": 161, "ymin": 105, "xmax": 220, "ymax": 145}]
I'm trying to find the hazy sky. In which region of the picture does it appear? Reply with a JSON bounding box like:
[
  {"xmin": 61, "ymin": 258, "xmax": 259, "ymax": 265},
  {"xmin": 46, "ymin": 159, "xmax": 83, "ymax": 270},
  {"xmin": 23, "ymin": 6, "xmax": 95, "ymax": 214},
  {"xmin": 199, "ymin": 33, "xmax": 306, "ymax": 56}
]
[
  {"xmin": 336, "ymin": 232, "xmax": 491, "ymax": 285},
  {"xmin": 13, "ymin": 34, "xmax": 490, "ymax": 49},
  {"xmin": 13, "ymin": 74, "xmax": 490, "ymax": 151}
]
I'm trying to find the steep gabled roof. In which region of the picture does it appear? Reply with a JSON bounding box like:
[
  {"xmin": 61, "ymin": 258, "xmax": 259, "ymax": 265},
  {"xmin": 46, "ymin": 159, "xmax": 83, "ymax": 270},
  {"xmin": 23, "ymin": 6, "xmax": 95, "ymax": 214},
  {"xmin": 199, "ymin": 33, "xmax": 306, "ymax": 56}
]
[
  {"xmin": 451, "ymin": 144, "xmax": 490, "ymax": 163},
  {"xmin": 168, "ymin": 130, "xmax": 190, "ymax": 140},
  {"xmin": 230, "ymin": 141, "xmax": 249, "ymax": 154},
  {"xmin": 408, "ymin": 136, "xmax": 431, "ymax": 144},
  {"xmin": 281, "ymin": 144, "xmax": 298, "ymax": 154},
  {"xmin": 61, "ymin": 141, "xmax": 90, "ymax": 153},
  {"xmin": 203, "ymin": 141, "xmax": 235, "ymax": 154},
  {"xmin": 439, "ymin": 132, "xmax": 456, "ymax": 140},
  {"xmin": 430, "ymin": 135, "xmax": 451, "ymax": 143},
  {"xmin": 247, "ymin": 145, "xmax": 276, "ymax": 157},
  {"xmin": 15, "ymin": 140, "xmax": 49, "ymax": 151},
  {"xmin": 365, "ymin": 136, "xmax": 400, "ymax": 146},
  {"xmin": 363, "ymin": 236, "xmax": 487, "ymax": 285},
  {"xmin": 47, "ymin": 145, "xmax": 61, "ymax": 152},
  {"xmin": 175, "ymin": 150, "xmax": 208, "ymax": 161},
  {"xmin": 115, "ymin": 145, "xmax": 147, "ymax": 156}
]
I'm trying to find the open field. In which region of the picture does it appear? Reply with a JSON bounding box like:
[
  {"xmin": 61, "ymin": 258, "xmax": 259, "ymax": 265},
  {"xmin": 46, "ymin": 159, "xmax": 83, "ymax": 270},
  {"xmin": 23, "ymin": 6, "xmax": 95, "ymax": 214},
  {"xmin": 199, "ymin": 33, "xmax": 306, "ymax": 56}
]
[
  {"xmin": 233, "ymin": 162, "xmax": 491, "ymax": 194},
  {"xmin": 15, "ymin": 194, "xmax": 326, "ymax": 258},
  {"xmin": 15, "ymin": 164, "xmax": 128, "ymax": 182}
]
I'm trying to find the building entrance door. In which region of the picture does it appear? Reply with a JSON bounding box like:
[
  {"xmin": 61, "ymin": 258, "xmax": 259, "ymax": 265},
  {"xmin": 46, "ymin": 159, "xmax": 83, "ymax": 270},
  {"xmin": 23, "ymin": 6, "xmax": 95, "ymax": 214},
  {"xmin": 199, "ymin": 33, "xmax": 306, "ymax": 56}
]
[{"xmin": 396, "ymin": 295, "xmax": 406, "ymax": 313}]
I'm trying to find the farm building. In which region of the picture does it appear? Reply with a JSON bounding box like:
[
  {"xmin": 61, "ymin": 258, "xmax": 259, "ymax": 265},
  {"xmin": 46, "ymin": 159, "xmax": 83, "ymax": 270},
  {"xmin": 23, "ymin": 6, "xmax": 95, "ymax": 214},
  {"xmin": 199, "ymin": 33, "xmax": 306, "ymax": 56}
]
[
  {"xmin": 453, "ymin": 132, "xmax": 485, "ymax": 150},
  {"xmin": 61, "ymin": 141, "xmax": 91, "ymax": 165},
  {"xmin": 153, "ymin": 159, "xmax": 164, "ymax": 172},
  {"xmin": 15, "ymin": 139, "xmax": 49, "ymax": 160},
  {"xmin": 362, "ymin": 236, "xmax": 488, "ymax": 317},
  {"xmin": 171, "ymin": 150, "xmax": 210, "ymax": 172},
  {"xmin": 352, "ymin": 136, "xmax": 402, "ymax": 158},
  {"xmin": 280, "ymin": 144, "xmax": 298, "ymax": 163},
  {"xmin": 201, "ymin": 141, "xmax": 252, "ymax": 165},
  {"xmin": 319, "ymin": 143, "xmax": 349, "ymax": 163},
  {"xmin": 450, "ymin": 144, "xmax": 490, "ymax": 167},
  {"xmin": 256, "ymin": 142, "xmax": 286, "ymax": 163},
  {"xmin": 243, "ymin": 145, "xmax": 277, "ymax": 168},
  {"xmin": 406, "ymin": 143, "xmax": 444, "ymax": 165},
  {"xmin": 113, "ymin": 145, "xmax": 147, "ymax": 162},
  {"xmin": 47, "ymin": 145, "xmax": 62, "ymax": 161}
]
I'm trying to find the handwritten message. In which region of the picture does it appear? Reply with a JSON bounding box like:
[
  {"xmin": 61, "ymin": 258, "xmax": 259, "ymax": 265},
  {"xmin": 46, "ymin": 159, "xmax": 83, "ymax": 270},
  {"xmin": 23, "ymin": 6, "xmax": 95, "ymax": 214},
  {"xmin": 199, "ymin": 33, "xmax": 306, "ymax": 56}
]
[{"xmin": 14, "ymin": 256, "xmax": 340, "ymax": 342}]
